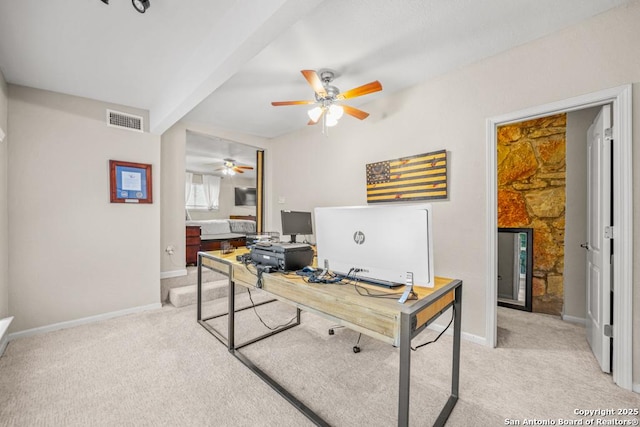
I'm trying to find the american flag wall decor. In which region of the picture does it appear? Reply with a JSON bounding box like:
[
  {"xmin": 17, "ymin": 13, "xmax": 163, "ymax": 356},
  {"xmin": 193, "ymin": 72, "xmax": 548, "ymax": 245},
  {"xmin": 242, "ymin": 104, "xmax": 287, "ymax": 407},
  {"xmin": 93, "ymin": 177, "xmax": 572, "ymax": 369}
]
[{"xmin": 366, "ymin": 150, "xmax": 448, "ymax": 203}]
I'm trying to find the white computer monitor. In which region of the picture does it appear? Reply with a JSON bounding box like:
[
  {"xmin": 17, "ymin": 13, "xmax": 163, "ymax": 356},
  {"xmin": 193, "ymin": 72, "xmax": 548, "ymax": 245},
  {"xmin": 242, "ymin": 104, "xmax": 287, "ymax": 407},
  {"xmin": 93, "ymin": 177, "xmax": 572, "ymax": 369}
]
[{"xmin": 314, "ymin": 204, "xmax": 434, "ymax": 288}]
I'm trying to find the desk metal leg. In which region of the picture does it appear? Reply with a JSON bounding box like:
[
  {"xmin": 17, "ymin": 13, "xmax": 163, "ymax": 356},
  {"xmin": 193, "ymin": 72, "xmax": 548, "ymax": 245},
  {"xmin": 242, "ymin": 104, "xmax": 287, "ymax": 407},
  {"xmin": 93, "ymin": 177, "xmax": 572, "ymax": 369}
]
[
  {"xmin": 219, "ymin": 272, "xmax": 323, "ymax": 424},
  {"xmin": 231, "ymin": 348, "xmax": 329, "ymax": 427},
  {"xmin": 398, "ymin": 312, "xmax": 412, "ymax": 426},
  {"xmin": 452, "ymin": 284, "xmax": 462, "ymax": 397},
  {"xmin": 434, "ymin": 284, "xmax": 463, "ymax": 427},
  {"xmin": 228, "ymin": 278, "xmax": 235, "ymax": 351},
  {"xmin": 400, "ymin": 284, "xmax": 463, "ymax": 427},
  {"xmin": 197, "ymin": 255, "xmax": 203, "ymax": 321},
  {"xmin": 197, "ymin": 253, "xmax": 296, "ymax": 348}
]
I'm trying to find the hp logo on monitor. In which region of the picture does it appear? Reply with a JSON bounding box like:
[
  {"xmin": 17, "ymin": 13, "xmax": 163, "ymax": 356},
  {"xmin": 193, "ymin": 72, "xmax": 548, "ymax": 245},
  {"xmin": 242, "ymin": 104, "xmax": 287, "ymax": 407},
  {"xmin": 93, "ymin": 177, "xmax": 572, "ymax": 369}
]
[{"xmin": 353, "ymin": 231, "xmax": 366, "ymax": 245}]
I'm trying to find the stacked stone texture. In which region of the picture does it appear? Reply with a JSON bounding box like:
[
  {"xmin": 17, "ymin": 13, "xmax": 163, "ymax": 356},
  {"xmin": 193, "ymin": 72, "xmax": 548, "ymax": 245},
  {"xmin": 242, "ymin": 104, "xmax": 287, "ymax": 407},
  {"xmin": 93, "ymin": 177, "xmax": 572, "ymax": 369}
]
[{"xmin": 497, "ymin": 114, "xmax": 566, "ymax": 315}]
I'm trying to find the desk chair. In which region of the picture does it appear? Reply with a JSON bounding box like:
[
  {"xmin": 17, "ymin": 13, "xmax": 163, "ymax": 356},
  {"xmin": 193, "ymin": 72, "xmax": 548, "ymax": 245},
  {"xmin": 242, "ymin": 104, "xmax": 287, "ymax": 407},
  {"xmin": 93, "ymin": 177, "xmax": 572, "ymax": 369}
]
[{"xmin": 328, "ymin": 326, "xmax": 363, "ymax": 353}]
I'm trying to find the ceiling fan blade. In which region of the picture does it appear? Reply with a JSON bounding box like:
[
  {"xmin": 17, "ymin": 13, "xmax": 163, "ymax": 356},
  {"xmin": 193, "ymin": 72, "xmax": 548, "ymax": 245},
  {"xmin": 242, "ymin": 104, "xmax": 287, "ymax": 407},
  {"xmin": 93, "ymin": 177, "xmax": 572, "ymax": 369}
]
[
  {"xmin": 236, "ymin": 165, "xmax": 254, "ymax": 170},
  {"xmin": 336, "ymin": 80, "xmax": 382, "ymax": 100},
  {"xmin": 271, "ymin": 100, "xmax": 316, "ymax": 106},
  {"xmin": 342, "ymin": 104, "xmax": 370, "ymax": 120},
  {"xmin": 301, "ymin": 70, "xmax": 327, "ymax": 98},
  {"xmin": 232, "ymin": 167, "xmax": 245, "ymax": 173}
]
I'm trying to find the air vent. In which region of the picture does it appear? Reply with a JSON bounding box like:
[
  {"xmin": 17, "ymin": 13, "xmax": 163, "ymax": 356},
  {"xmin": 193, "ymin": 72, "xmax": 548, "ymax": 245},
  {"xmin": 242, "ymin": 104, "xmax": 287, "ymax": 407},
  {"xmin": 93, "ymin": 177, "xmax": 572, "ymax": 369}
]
[{"xmin": 106, "ymin": 109, "xmax": 143, "ymax": 132}]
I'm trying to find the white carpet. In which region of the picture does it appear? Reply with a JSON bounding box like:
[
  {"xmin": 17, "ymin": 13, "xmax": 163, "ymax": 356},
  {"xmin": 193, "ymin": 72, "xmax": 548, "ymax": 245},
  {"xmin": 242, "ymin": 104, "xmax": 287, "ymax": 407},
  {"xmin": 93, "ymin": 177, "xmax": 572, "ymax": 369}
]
[{"xmin": 0, "ymin": 299, "xmax": 638, "ymax": 426}]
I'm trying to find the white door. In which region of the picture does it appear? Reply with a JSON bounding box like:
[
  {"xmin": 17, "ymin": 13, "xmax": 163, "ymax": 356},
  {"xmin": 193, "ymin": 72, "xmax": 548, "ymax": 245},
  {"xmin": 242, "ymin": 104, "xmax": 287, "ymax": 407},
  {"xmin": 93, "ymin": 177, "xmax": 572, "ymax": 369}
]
[{"xmin": 585, "ymin": 105, "xmax": 612, "ymax": 373}]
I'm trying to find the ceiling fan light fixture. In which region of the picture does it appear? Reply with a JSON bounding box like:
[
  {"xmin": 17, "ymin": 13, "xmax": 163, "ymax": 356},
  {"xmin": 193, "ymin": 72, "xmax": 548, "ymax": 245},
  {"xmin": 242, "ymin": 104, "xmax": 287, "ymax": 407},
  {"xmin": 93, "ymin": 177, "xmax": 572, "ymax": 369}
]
[
  {"xmin": 328, "ymin": 104, "xmax": 344, "ymax": 120},
  {"xmin": 307, "ymin": 106, "xmax": 323, "ymax": 123},
  {"xmin": 325, "ymin": 114, "xmax": 339, "ymax": 127}
]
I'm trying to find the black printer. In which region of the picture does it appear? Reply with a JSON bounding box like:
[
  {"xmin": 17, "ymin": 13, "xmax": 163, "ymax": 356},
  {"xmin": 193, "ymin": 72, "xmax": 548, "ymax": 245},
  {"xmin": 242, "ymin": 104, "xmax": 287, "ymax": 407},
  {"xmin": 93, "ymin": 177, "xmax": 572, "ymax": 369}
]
[{"xmin": 250, "ymin": 242, "xmax": 314, "ymax": 271}]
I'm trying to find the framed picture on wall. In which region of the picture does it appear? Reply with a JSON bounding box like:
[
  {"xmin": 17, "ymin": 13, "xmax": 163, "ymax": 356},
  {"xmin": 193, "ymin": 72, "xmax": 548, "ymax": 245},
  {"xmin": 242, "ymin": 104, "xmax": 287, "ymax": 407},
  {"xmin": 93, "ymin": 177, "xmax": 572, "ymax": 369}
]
[
  {"xmin": 109, "ymin": 160, "xmax": 152, "ymax": 204},
  {"xmin": 365, "ymin": 149, "xmax": 448, "ymax": 203}
]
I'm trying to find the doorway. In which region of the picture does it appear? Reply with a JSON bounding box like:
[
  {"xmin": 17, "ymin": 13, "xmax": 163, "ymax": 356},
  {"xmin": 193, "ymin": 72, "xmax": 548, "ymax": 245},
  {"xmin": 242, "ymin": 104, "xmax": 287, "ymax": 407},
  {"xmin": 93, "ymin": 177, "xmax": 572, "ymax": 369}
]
[
  {"xmin": 495, "ymin": 108, "xmax": 602, "ymax": 316},
  {"xmin": 496, "ymin": 114, "xmax": 568, "ymax": 315},
  {"xmin": 486, "ymin": 85, "xmax": 633, "ymax": 391},
  {"xmin": 185, "ymin": 131, "xmax": 262, "ymax": 226}
]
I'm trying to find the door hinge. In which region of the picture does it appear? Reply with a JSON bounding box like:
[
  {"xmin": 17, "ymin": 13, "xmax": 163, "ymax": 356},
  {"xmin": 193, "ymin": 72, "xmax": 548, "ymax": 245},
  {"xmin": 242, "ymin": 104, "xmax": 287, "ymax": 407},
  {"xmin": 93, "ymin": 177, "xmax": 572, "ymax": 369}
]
[
  {"xmin": 604, "ymin": 324, "xmax": 613, "ymax": 337},
  {"xmin": 604, "ymin": 226, "xmax": 614, "ymax": 239},
  {"xmin": 604, "ymin": 127, "xmax": 613, "ymax": 141}
]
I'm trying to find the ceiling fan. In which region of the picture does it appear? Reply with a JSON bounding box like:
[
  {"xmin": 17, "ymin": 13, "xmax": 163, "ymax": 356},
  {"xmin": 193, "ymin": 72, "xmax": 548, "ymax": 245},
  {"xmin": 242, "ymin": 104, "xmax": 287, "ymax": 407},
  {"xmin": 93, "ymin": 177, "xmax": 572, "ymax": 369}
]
[
  {"xmin": 214, "ymin": 158, "xmax": 254, "ymax": 175},
  {"xmin": 271, "ymin": 69, "xmax": 382, "ymax": 130}
]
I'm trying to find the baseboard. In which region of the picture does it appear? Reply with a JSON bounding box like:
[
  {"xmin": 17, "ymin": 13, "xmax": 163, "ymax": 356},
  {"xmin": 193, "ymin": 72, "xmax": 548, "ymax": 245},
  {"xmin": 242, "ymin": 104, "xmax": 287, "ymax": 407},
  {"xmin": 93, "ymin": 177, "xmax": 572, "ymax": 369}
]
[
  {"xmin": 462, "ymin": 330, "xmax": 489, "ymax": 346},
  {"xmin": 8, "ymin": 303, "xmax": 162, "ymax": 341},
  {"xmin": 562, "ymin": 314, "xmax": 587, "ymax": 325},
  {"xmin": 0, "ymin": 317, "xmax": 14, "ymax": 356},
  {"xmin": 427, "ymin": 319, "xmax": 488, "ymax": 347},
  {"xmin": 161, "ymin": 269, "xmax": 187, "ymax": 279}
]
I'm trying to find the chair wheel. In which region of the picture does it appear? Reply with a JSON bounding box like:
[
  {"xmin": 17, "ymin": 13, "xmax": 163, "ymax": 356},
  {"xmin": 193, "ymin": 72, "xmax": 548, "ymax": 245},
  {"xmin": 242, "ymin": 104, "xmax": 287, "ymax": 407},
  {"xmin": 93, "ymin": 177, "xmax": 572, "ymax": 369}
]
[
  {"xmin": 328, "ymin": 329, "xmax": 335, "ymax": 335},
  {"xmin": 353, "ymin": 346, "xmax": 361, "ymax": 353}
]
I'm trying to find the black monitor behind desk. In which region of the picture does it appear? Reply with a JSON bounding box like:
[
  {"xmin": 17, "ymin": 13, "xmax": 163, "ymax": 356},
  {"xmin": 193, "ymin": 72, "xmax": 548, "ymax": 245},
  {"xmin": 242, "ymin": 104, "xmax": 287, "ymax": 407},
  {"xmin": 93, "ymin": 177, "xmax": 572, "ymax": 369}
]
[{"xmin": 196, "ymin": 249, "xmax": 463, "ymax": 427}]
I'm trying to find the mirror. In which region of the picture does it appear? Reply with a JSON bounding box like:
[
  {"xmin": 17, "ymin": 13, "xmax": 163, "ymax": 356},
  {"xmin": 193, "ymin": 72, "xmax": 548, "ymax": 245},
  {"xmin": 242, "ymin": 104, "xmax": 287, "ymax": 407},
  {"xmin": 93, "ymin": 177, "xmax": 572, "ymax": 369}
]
[{"xmin": 498, "ymin": 228, "xmax": 532, "ymax": 312}]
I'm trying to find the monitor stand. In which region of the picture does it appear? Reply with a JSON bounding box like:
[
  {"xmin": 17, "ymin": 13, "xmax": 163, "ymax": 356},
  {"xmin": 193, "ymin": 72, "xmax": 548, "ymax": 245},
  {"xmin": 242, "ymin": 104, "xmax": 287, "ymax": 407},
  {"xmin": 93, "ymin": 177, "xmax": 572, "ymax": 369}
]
[
  {"xmin": 398, "ymin": 272, "xmax": 418, "ymax": 304},
  {"xmin": 289, "ymin": 234, "xmax": 297, "ymax": 243}
]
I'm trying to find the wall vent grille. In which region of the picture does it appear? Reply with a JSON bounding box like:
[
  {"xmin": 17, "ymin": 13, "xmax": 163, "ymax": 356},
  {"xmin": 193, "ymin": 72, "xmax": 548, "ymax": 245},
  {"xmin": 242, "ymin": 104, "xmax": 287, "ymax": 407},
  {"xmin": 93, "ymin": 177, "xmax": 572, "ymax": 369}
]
[{"xmin": 106, "ymin": 109, "xmax": 143, "ymax": 132}]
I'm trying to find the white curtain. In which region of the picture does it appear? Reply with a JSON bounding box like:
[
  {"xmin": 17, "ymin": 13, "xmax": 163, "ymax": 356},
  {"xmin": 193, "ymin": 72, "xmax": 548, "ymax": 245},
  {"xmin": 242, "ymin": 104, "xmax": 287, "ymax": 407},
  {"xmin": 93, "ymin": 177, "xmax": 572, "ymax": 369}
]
[
  {"xmin": 185, "ymin": 172, "xmax": 193, "ymax": 220},
  {"xmin": 202, "ymin": 175, "xmax": 221, "ymax": 210}
]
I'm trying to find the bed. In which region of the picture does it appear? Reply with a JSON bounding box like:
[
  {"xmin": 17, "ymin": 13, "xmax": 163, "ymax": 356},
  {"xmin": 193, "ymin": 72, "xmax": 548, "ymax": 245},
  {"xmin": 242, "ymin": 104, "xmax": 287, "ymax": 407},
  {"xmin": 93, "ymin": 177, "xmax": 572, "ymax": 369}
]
[{"xmin": 185, "ymin": 217, "xmax": 257, "ymax": 261}]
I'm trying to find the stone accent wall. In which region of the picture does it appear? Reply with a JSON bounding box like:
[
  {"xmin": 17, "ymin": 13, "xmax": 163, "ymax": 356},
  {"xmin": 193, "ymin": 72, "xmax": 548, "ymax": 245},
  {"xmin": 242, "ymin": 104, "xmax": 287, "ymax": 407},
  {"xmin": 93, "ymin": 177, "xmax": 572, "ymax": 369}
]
[{"xmin": 497, "ymin": 114, "xmax": 566, "ymax": 315}]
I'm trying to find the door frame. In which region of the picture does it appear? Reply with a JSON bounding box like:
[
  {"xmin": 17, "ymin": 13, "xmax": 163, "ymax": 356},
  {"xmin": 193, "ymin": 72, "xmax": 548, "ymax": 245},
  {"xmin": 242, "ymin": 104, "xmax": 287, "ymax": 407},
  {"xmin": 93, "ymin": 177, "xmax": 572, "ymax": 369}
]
[
  {"xmin": 255, "ymin": 149, "xmax": 265, "ymax": 233},
  {"xmin": 485, "ymin": 84, "xmax": 633, "ymax": 390}
]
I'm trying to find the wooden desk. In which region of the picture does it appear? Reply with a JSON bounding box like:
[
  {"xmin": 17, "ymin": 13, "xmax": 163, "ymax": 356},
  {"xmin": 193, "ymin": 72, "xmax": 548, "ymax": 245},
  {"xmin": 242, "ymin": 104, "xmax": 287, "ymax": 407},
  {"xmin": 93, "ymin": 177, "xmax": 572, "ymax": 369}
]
[{"xmin": 197, "ymin": 250, "xmax": 462, "ymax": 427}]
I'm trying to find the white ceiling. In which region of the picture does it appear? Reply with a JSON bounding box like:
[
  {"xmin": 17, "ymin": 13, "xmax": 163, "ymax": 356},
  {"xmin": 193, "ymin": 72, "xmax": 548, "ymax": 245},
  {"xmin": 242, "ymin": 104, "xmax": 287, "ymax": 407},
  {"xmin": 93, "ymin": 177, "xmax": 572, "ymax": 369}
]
[
  {"xmin": 186, "ymin": 131, "xmax": 258, "ymax": 178},
  {"xmin": 0, "ymin": 0, "xmax": 632, "ymax": 167}
]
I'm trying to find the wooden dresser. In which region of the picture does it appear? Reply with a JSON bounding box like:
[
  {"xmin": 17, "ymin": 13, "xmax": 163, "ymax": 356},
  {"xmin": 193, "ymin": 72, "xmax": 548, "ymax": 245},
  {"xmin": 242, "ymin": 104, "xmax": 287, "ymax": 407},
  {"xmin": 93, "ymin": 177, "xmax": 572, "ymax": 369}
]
[{"xmin": 185, "ymin": 226, "xmax": 201, "ymax": 266}]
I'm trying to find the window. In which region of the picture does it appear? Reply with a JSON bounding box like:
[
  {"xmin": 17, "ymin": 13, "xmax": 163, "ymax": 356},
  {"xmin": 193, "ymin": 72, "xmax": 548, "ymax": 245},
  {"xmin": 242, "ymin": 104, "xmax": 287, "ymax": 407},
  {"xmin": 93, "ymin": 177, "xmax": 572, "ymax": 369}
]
[
  {"xmin": 186, "ymin": 182, "xmax": 208, "ymax": 209},
  {"xmin": 185, "ymin": 174, "xmax": 220, "ymax": 210}
]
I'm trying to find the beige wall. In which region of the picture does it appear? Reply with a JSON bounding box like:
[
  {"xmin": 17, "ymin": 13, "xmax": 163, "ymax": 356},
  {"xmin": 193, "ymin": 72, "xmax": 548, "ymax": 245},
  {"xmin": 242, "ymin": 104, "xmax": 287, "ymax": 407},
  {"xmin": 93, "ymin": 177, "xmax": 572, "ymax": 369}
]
[
  {"xmin": 7, "ymin": 85, "xmax": 161, "ymax": 332},
  {"xmin": 160, "ymin": 121, "xmax": 269, "ymax": 275},
  {"xmin": 223, "ymin": 176, "xmax": 258, "ymax": 218},
  {"xmin": 268, "ymin": 1, "xmax": 640, "ymax": 382},
  {"xmin": 0, "ymin": 70, "xmax": 8, "ymax": 319},
  {"xmin": 563, "ymin": 107, "xmax": 600, "ymax": 320},
  {"xmin": 160, "ymin": 122, "xmax": 187, "ymax": 274}
]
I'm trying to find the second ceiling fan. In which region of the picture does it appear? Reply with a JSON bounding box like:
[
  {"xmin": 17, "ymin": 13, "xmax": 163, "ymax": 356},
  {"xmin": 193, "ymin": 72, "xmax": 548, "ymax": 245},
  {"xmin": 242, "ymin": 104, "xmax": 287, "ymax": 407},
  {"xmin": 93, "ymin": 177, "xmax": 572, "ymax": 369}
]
[
  {"xmin": 215, "ymin": 158, "xmax": 253, "ymax": 175},
  {"xmin": 271, "ymin": 69, "xmax": 382, "ymax": 129}
]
